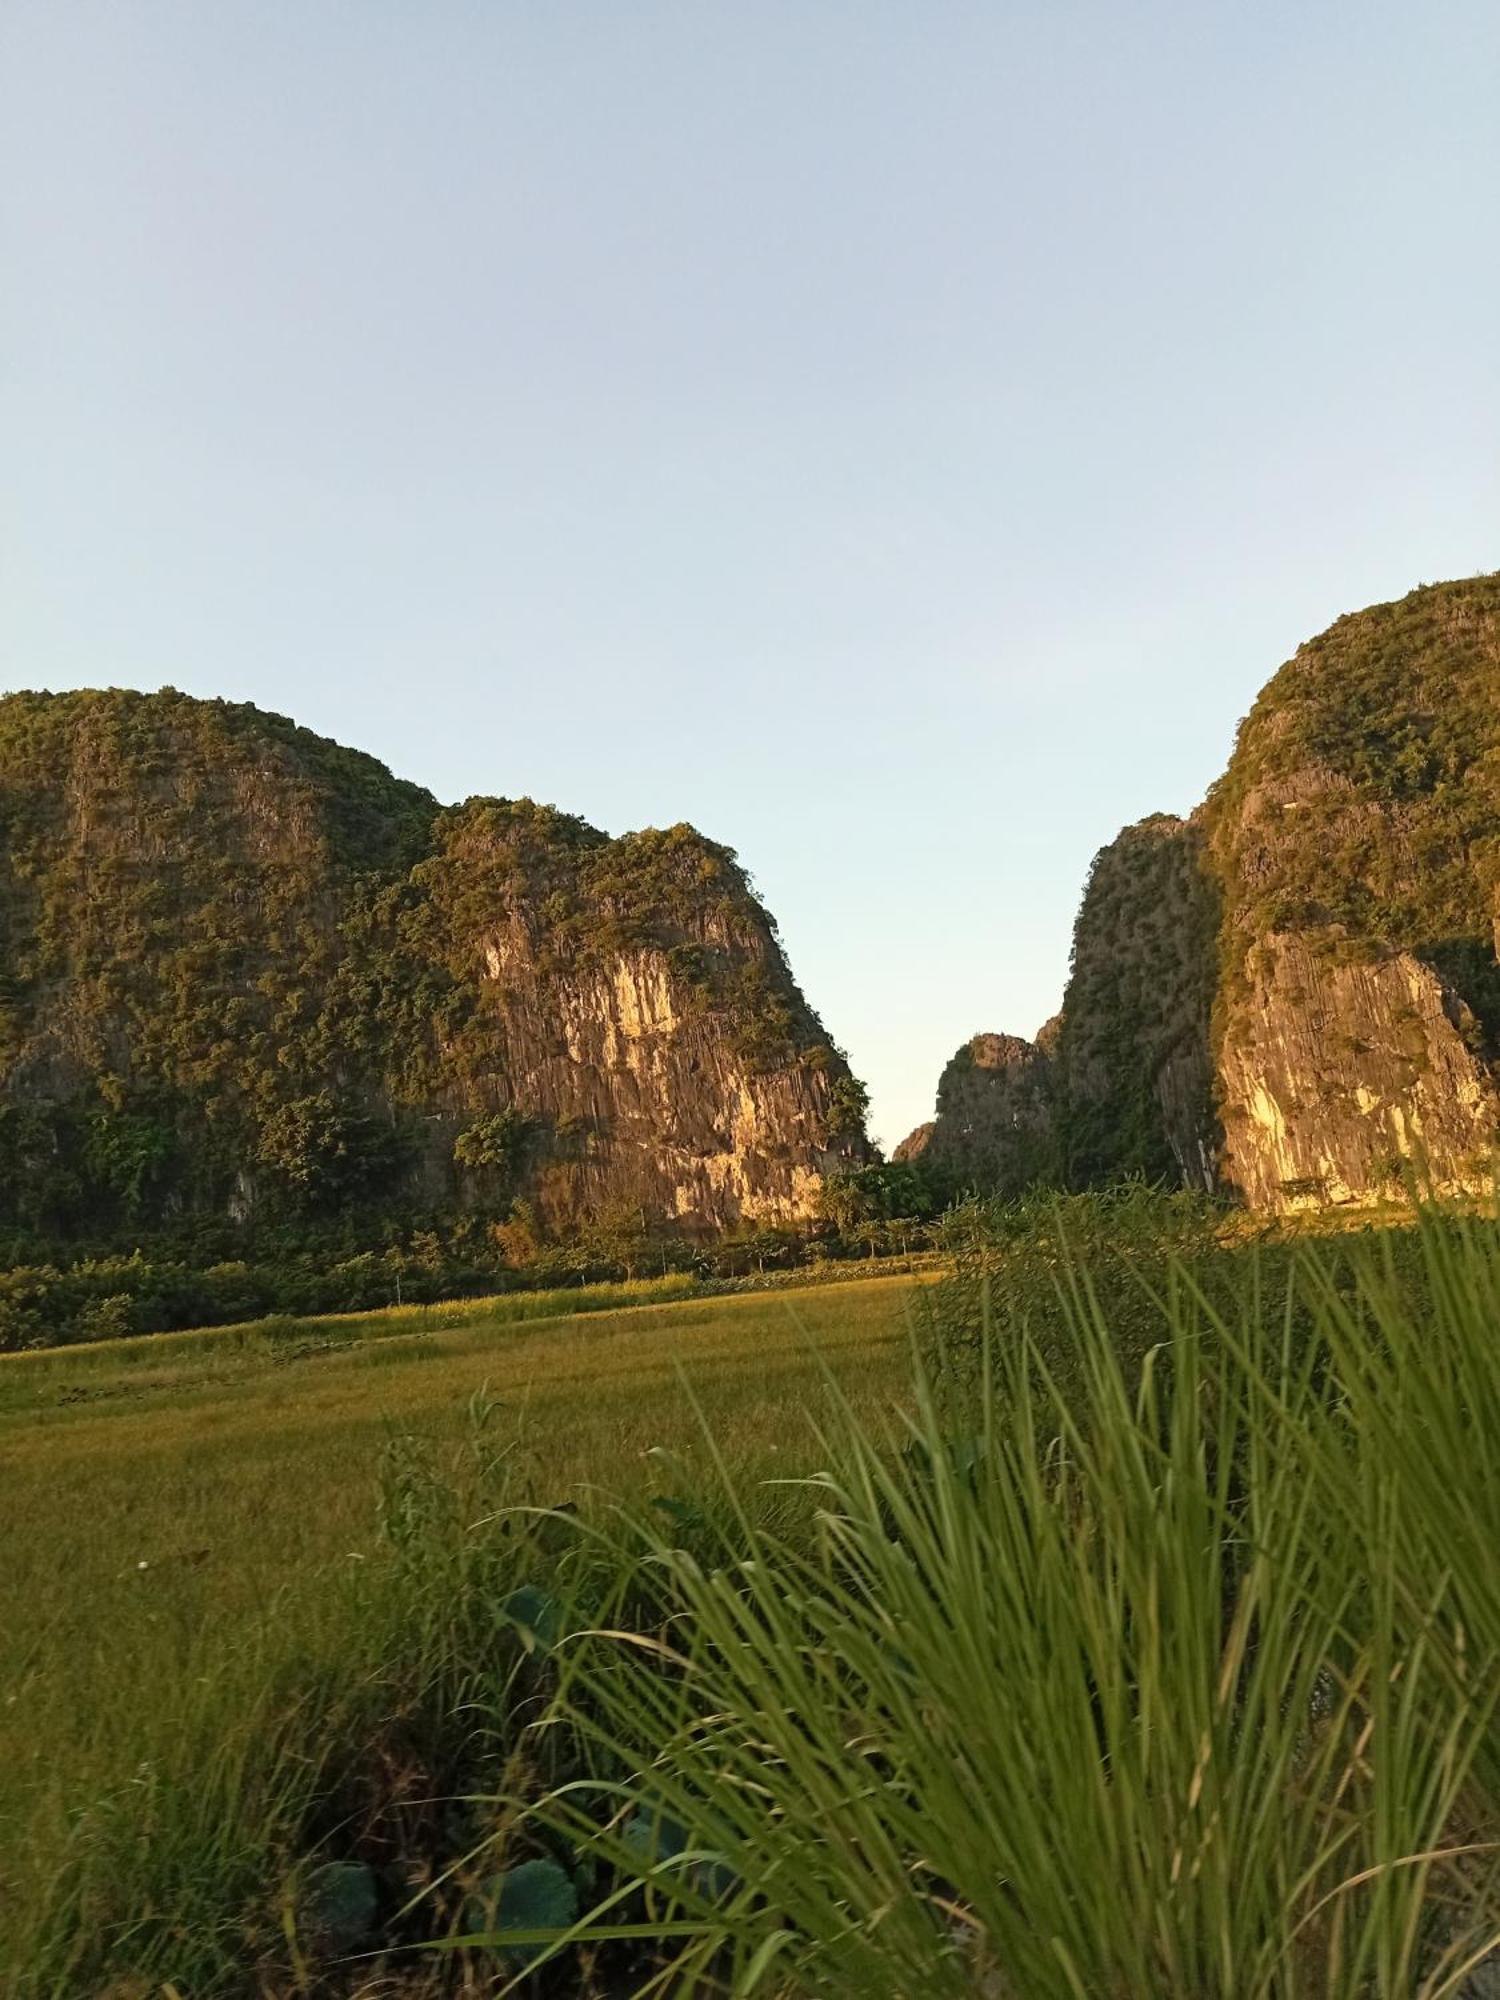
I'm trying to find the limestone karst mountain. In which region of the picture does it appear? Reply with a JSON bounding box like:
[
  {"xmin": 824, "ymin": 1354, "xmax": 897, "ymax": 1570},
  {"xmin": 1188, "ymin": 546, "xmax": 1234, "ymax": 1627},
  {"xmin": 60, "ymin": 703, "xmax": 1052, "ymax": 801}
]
[
  {"xmin": 0, "ymin": 689, "xmax": 867, "ymax": 1243},
  {"xmin": 893, "ymin": 1032, "xmax": 1057, "ymax": 1194},
  {"xmin": 910, "ymin": 574, "xmax": 1500, "ymax": 1211},
  {"xmin": 13, "ymin": 576, "xmax": 1500, "ymax": 1242},
  {"xmin": 1052, "ymin": 815, "xmax": 1219, "ymax": 1194},
  {"xmin": 1201, "ymin": 571, "xmax": 1500, "ymax": 1207}
]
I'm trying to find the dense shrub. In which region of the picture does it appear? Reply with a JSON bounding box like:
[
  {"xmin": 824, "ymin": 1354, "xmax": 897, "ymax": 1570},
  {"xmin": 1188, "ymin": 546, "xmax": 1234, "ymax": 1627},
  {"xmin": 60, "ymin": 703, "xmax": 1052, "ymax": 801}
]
[{"xmin": 0, "ymin": 1204, "xmax": 944, "ymax": 1350}]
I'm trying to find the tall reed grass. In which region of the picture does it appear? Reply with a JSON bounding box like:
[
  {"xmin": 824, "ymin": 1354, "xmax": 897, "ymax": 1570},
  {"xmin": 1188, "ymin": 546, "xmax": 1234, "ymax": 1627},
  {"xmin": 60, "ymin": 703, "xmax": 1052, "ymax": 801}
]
[{"xmin": 521, "ymin": 1209, "xmax": 1500, "ymax": 1997}]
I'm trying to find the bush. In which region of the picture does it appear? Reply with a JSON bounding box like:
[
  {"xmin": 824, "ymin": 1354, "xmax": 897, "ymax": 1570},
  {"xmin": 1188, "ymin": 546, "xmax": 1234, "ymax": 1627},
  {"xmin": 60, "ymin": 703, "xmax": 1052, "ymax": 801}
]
[{"xmin": 925, "ymin": 1180, "xmax": 1229, "ymax": 1390}]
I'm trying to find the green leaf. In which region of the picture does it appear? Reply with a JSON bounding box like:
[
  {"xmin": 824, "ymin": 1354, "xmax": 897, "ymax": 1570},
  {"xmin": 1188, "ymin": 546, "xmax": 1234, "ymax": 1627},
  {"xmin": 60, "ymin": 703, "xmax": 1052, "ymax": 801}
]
[
  {"xmin": 464, "ymin": 1857, "xmax": 579, "ymax": 1967},
  {"xmin": 299, "ymin": 1859, "xmax": 379, "ymax": 1953},
  {"xmin": 499, "ymin": 1584, "xmax": 561, "ymax": 1654}
]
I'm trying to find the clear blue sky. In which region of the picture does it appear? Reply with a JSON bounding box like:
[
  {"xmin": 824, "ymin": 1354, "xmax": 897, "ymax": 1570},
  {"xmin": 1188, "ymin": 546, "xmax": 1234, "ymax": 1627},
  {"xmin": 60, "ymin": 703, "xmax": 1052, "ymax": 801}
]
[{"xmin": 2, "ymin": 3, "xmax": 1496, "ymax": 1151}]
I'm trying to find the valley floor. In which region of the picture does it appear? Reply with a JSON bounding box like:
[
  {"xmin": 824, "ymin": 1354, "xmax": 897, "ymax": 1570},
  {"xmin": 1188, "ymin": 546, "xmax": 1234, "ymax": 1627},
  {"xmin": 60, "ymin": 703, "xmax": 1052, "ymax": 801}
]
[
  {"xmin": 6, "ymin": 1205, "xmax": 1497, "ymax": 1996},
  {"xmin": 0, "ymin": 1270, "xmax": 926, "ymax": 1989}
]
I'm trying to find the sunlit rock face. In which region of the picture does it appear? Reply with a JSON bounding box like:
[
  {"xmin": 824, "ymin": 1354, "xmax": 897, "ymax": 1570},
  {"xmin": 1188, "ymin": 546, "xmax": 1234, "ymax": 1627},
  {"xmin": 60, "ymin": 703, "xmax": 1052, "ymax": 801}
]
[
  {"xmin": 891, "ymin": 1121, "xmax": 934, "ymax": 1163},
  {"xmin": 1201, "ymin": 573, "xmax": 1500, "ymax": 1209},
  {"xmin": 1058, "ymin": 575, "xmax": 1500, "ymax": 1211},
  {"xmin": 1212, "ymin": 932, "xmax": 1498, "ymax": 1209},
  {"xmin": 428, "ymin": 815, "xmax": 867, "ymax": 1231},
  {"xmin": 0, "ymin": 690, "xmax": 867, "ymax": 1240}
]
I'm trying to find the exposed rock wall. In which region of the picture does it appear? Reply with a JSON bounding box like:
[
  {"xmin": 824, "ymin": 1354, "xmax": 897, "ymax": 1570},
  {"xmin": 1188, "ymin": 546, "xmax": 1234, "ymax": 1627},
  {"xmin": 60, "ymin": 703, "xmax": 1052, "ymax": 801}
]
[
  {"xmin": 1201, "ymin": 575, "xmax": 1500, "ymax": 1207},
  {"xmin": 1056, "ymin": 575, "xmax": 1500, "ymax": 1211},
  {"xmin": 413, "ymin": 807, "xmax": 862, "ymax": 1230},
  {"xmin": 1213, "ymin": 931, "xmax": 1497, "ymax": 1208},
  {"xmin": 891, "ymin": 1121, "xmax": 934, "ymax": 1163},
  {"xmin": 0, "ymin": 690, "xmax": 866, "ymax": 1242},
  {"xmin": 925, "ymin": 575, "xmax": 1500, "ymax": 1213},
  {"xmin": 477, "ymin": 942, "xmax": 840, "ymax": 1228}
]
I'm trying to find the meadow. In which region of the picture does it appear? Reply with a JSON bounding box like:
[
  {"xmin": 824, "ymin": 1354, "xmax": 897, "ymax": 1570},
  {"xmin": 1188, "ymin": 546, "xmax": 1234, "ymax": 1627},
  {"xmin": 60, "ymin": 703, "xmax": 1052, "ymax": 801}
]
[
  {"xmin": 3, "ymin": 1201, "xmax": 1500, "ymax": 1997},
  {"xmin": 0, "ymin": 1270, "xmax": 926, "ymax": 1995}
]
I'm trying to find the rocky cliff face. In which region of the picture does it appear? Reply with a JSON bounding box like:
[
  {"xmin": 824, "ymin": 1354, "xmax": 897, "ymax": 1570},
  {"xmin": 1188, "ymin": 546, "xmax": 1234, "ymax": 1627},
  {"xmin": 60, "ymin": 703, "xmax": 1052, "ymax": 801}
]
[
  {"xmin": 911, "ymin": 574, "xmax": 1500, "ymax": 1213},
  {"xmin": 895, "ymin": 1031, "xmax": 1058, "ymax": 1192},
  {"xmin": 1201, "ymin": 574, "xmax": 1500, "ymax": 1208},
  {"xmin": 0, "ymin": 690, "xmax": 866, "ymax": 1242},
  {"xmin": 1054, "ymin": 814, "xmax": 1220, "ymax": 1192},
  {"xmin": 890, "ymin": 1121, "xmax": 934, "ymax": 1164},
  {"xmin": 1059, "ymin": 575, "xmax": 1500, "ymax": 1210},
  {"xmin": 1211, "ymin": 930, "xmax": 1497, "ymax": 1208},
  {"xmin": 407, "ymin": 802, "xmax": 864, "ymax": 1231}
]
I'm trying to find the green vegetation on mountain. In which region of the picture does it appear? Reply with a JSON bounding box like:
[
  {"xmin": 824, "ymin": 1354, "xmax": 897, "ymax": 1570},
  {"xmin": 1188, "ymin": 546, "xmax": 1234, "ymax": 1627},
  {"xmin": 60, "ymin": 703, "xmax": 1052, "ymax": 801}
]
[
  {"xmin": 892, "ymin": 1032, "xmax": 1060, "ymax": 1195},
  {"xmin": 1205, "ymin": 574, "xmax": 1500, "ymax": 1013},
  {"xmin": 1198, "ymin": 575, "xmax": 1500, "ymax": 1204},
  {"xmin": 1055, "ymin": 813, "xmax": 1220, "ymax": 1190},
  {"xmin": 0, "ymin": 688, "xmax": 432, "ymax": 1235},
  {"xmin": 0, "ymin": 688, "xmax": 866, "ymax": 1286},
  {"xmin": 918, "ymin": 574, "xmax": 1500, "ymax": 1213}
]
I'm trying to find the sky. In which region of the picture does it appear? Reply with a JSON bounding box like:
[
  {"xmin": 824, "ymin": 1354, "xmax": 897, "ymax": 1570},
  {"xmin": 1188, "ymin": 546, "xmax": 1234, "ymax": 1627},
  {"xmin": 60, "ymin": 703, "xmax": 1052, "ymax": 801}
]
[{"xmin": 2, "ymin": 3, "xmax": 1497, "ymax": 1152}]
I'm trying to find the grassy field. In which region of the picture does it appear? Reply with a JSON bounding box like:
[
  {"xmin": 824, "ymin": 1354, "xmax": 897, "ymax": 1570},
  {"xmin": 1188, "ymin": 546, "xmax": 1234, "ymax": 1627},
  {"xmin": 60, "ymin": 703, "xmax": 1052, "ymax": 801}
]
[
  {"xmin": 0, "ymin": 1269, "xmax": 928, "ymax": 1993},
  {"xmin": 5, "ymin": 1204, "xmax": 1500, "ymax": 1996}
]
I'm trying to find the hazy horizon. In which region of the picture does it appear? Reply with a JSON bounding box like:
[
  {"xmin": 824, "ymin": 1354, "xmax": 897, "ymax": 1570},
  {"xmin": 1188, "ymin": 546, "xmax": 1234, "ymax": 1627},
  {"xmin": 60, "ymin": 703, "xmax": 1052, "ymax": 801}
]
[{"xmin": 4, "ymin": 1, "xmax": 1497, "ymax": 1149}]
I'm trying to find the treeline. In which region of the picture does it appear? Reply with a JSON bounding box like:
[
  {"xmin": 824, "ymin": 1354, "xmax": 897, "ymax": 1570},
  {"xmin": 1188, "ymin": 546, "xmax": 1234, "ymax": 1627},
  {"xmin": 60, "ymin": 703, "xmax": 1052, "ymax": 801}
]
[{"xmin": 0, "ymin": 1160, "xmax": 960, "ymax": 1351}]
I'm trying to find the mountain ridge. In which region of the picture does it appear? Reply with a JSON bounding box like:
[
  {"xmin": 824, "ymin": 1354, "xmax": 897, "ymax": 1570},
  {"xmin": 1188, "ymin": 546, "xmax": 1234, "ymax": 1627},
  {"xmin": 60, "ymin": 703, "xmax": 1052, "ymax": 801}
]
[
  {"xmin": 902, "ymin": 572, "xmax": 1500, "ymax": 1209},
  {"xmin": 0, "ymin": 686, "xmax": 867, "ymax": 1250}
]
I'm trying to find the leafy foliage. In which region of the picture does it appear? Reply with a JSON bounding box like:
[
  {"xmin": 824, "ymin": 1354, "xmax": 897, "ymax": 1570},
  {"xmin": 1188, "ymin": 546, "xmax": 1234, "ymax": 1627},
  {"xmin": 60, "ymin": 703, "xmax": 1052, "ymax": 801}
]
[
  {"xmin": 1056, "ymin": 816, "xmax": 1220, "ymax": 1188},
  {"xmin": 1206, "ymin": 574, "xmax": 1500, "ymax": 1026},
  {"xmin": 451, "ymin": 1108, "xmax": 533, "ymax": 1178},
  {"xmin": 542, "ymin": 1203, "xmax": 1500, "ymax": 1997},
  {"xmin": 816, "ymin": 1159, "xmax": 959, "ymax": 1234},
  {"xmin": 9, "ymin": 1208, "xmax": 1500, "ymax": 1992},
  {"xmin": 0, "ymin": 689, "xmax": 868, "ymax": 1266}
]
